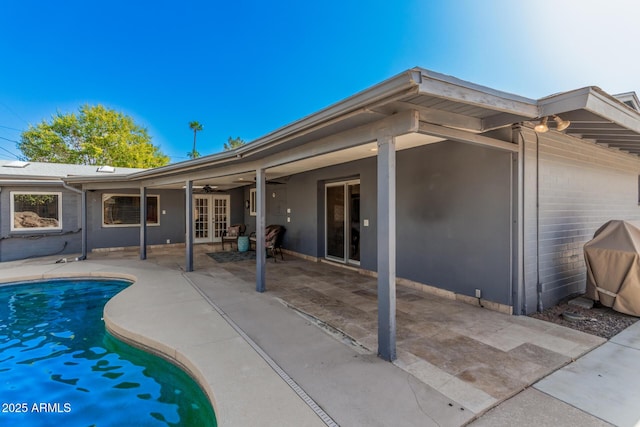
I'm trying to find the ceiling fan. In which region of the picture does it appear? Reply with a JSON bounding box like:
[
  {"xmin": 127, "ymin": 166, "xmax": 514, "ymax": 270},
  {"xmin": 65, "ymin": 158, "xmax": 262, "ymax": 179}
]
[{"xmin": 201, "ymin": 184, "xmax": 222, "ymax": 193}]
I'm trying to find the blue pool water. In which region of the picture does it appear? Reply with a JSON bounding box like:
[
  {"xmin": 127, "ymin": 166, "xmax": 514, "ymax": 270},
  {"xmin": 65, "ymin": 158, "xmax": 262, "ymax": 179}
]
[{"xmin": 0, "ymin": 278, "xmax": 216, "ymax": 426}]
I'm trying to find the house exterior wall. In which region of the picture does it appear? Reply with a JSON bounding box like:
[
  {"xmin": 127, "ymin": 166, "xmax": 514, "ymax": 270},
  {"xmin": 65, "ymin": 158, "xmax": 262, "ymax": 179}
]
[
  {"xmin": 397, "ymin": 141, "xmax": 514, "ymax": 305},
  {"xmin": 87, "ymin": 189, "xmax": 186, "ymax": 251},
  {"xmin": 0, "ymin": 185, "xmax": 82, "ymax": 261},
  {"xmin": 521, "ymin": 128, "xmax": 640, "ymax": 312},
  {"xmin": 278, "ymin": 140, "xmax": 514, "ymax": 305},
  {"xmin": 228, "ymin": 187, "xmax": 245, "ymax": 227},
  {"xmin": 242, "ymin": 183, "xmax": 290, "ymax": 236}
]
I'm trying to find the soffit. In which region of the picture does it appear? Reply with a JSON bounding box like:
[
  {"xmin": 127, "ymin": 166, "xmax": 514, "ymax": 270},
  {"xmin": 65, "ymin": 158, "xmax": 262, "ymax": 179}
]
[{"xmin": 539, "ymin": 88, "xmax": 640, "ymax": 156}]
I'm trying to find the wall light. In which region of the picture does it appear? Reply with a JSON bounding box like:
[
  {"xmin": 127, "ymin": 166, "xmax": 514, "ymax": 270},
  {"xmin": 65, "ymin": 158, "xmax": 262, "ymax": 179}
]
[
  {"xmin": 534, "ymin": 117, "xmax": 549, "ymax": 133},
  {"xmin": 553, "ymin": 115, "xmax": 571, "ymax": 131},
  {"xmin": 534, "ymin": 115, "xmax": 571, "ymax": 133}
]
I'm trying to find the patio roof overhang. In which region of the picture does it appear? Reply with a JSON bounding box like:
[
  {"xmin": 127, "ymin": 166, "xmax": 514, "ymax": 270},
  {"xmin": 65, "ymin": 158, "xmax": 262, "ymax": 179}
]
[
  {"xmin": 62, "ymin": 68, "xmax": 640, "ymax": 191},
  {"xmin": 537, "ymin": 87, "xmax": 640, "ymax": 155},
  {"xmin": 64, "ymin": 68, "xmax": 545, "ymax": 190}
]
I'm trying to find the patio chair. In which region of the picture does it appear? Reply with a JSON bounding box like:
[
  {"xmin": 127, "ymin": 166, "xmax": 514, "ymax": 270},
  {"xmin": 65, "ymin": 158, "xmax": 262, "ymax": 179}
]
[
  {"xmin": 250, "ymin": 224, "xmax": 286, "ymax": 262},
  {"xmin": 221, "ymin": 224, "xmax": 246, "ymax": 251}
]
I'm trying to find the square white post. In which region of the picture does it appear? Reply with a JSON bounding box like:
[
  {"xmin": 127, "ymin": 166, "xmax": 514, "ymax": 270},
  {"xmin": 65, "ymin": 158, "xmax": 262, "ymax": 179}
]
[
  {"xmin": 256, "ymin": 168, "xmax": 266, "ymax": 292},
  {"xmin": 377, "ymin": 135, "xmax": 397, "ymax": 361},
  {"xmin": 185, "ymin": 180, "xmax": 194, "ymax": 272},
  {"xmin": 140, "ymin": 186, "xmax": 147, "ymax": 260}
]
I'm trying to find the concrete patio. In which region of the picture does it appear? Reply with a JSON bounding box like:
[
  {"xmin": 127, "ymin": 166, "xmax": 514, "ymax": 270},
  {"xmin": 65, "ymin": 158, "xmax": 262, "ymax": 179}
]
[
  {"xmin": 0, "ymin": 244, "xmax": 608, "ymax": 425},
  {"xmin": 198, "ymin": 248, "xmax": 605, "ymax": 410}
]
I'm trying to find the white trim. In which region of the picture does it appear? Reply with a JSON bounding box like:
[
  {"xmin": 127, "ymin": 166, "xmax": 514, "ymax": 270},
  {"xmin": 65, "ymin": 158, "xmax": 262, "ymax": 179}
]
[
  {"xmin": 102, "ymin": 193, "xmax": 160, "ymax": 228},
  {"xmin": 249, "ymin": 188, "xmax": 257, "ymax": 216},
  {"xmin": 10, "ymin": 191, "xmax": 63, "ymax": 232}
]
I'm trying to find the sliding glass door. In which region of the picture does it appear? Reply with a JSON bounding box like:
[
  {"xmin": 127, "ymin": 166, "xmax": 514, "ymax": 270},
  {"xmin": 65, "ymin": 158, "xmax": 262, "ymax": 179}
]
[{"xmin": 326, "ymin": 180, "xmax": 360, "ymax": 264}]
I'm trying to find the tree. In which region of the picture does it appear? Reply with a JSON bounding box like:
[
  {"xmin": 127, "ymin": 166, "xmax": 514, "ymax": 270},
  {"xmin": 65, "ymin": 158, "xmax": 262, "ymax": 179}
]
[
  {"xmin": 19, "ymin": 104, "xmax": 169, "ymax": 168},
  {"xmin": 224, "ymin": 136, "xmax": 246, "ymax": 151},
  {"xmin": 188, "ymin": 121, "xmax": 203, "ymax": 159}
]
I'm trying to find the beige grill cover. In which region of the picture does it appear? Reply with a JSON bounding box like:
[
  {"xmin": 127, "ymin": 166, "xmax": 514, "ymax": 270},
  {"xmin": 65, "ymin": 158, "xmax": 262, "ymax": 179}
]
[{"xmin": 585, "ymin": 220, "xmax": 640, "ymax": 316}]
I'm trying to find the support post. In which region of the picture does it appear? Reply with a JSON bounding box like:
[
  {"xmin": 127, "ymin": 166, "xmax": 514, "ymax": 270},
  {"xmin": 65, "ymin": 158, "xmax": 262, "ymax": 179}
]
[
  {"xmin": 256, "ymin": 168, "xmax": 266, "ymax": 292},
  {"xmin": 377, "ymin": 135, "xmax": 397, "ymax": 361},
  {"xmin": 185, "ymin": 180, "xmax": 194, "ymax": 272},
  {"xmin": 140, "ymin": 186, "xmax": 147, "ymax": 260},
  {"xmin": 81, "ymin": 190, "xmax": 87, "ymax": 260}
]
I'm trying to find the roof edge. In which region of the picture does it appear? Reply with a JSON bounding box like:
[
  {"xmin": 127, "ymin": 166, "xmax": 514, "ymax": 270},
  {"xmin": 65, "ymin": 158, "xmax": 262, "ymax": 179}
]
[{"xmin": 123, "ymin": 69, "xmax": 421, "ymax": 181}]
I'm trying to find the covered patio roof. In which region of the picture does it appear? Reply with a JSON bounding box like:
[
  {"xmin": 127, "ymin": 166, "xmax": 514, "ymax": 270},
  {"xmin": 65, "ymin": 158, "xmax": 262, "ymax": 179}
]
[
  {"xmin": 63, "ymin": 68, "xmax": 640, "ymax": 192},
  {"xmin": 63, "ymin": 68, "xmax": 540, "ymax": 191}
]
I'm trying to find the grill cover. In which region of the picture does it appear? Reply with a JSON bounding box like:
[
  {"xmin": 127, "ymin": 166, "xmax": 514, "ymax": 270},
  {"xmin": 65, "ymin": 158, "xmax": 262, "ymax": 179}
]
[{"xmin": 585, "ymin": 220, "xmax": 640, "ymax": 316}]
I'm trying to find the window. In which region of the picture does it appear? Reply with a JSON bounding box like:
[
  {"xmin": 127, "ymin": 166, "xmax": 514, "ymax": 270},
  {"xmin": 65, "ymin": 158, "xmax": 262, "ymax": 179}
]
[
  {"xmin": 249, "ymin": 188, "xmax": 257, "ymax": 216},
  {"xmin": 11, "ymin": 191, "xmax": 62, "ymax": 231},
  {"xmin": 102, "ymin": 194, "xmax": 160, "ymax": 227}
]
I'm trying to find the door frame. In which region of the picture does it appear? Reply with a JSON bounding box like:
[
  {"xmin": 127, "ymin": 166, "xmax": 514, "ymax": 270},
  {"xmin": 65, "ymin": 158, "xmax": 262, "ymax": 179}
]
[
  {"xmin": 325, "ymin": 179, "xmax": 360, "ymax": 265},
  {"xmin": 193, "ymin": 194, "xmax": 230, "ymax": 244}
]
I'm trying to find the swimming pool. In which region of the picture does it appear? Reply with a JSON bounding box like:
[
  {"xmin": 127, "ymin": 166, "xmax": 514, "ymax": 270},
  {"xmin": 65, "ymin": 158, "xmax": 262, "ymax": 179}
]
[{"xmin": 0, "ymin": 278, "xmax": 216, "ymax": 426}]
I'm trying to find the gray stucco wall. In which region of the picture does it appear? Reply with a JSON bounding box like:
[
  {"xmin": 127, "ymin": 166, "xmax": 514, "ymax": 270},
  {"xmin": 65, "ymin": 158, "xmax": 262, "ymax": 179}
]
[
  {"xmin": 396, "ymin": 141, "xmax": 513, "ymax": 305},
  {"xmin": 276, "ymin": 140, "xmax": 514, "ymax": 305},
  {"xmin": 228, "ymin": 187, "xmax": 245, "ymax": 226},
  {"xmin": 242, "ymin": 183, "xmax": 290, "ymax": 236},
  {"xmin": 0, "ymin": 185, "xmax": 82, "ymax": 261},
  {"xmin": 87, "ymin": 189, "xmax": 186, "ymax": 250},
  {"xmin": 522, "ymin": 128, "xmax": 640, "ymax": 312}
]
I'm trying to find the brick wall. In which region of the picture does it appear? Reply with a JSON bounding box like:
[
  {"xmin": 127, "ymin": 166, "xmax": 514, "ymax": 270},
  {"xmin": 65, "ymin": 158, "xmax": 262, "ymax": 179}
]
[{"xmin": 522, "ymin": 127, "xmax": 640, "ymax": 312}]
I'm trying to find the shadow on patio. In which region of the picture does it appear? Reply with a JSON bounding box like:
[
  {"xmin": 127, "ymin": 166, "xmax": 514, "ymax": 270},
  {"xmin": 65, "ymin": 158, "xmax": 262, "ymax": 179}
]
[{"xmin": 96, "ymin": 244, "xmax": 605, "ymax": 413}]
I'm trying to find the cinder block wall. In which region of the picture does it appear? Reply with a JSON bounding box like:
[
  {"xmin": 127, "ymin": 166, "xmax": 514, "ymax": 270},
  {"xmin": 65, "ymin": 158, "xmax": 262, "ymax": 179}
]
[{"xmin": 522, "ymin": 127, "xmax": 640, "ymax": 312}]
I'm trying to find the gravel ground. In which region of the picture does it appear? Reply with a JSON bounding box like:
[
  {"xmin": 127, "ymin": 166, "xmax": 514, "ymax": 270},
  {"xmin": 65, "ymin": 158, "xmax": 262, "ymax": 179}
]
[{"xmin": 530, "ymin": 295, "xmax": 639, "ymax": 339}]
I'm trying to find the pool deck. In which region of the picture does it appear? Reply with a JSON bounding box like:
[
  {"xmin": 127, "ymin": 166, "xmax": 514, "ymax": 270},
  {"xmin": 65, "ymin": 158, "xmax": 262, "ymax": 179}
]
[{"xmin": 0, "ymin": 248, "xmax": 620, "ymax": 426}]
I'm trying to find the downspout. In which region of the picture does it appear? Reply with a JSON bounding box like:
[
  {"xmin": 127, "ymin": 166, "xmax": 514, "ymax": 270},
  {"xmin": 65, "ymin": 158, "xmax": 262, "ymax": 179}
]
[
  {"xmin": 534, "ymin": 132, "xmax": 543, "ymax": 312},
  {"xmin": 516, "ymin": 129, "xmax": 527, "ymax": 315},
  {"xmin": 62, "ymin": 182, "xmax": 87, "ymax": 260}
]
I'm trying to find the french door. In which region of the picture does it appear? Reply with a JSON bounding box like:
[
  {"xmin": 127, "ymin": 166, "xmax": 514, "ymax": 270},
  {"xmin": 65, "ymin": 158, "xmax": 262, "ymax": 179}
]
[
  {"xmin": 194, "ymin": 195, "xmax": 229, "ymax": 244},
  {"xmin": 326, "ymin": 180, "xmax": 360, "ymax": 264}
]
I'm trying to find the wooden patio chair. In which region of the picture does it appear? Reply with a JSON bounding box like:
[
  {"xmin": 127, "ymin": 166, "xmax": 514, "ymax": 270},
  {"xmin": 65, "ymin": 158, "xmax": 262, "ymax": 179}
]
[
  {"xmin": 221, "ymin": 224, "xmax": 246, "ymax": 250},
  {"xmin": 250, "ymin": 224, "xmax": 286, "ymax": 262}
]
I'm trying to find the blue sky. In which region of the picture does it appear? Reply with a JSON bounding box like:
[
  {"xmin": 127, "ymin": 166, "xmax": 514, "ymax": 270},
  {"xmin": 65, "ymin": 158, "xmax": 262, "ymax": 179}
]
[{"xmin": 1, "ymin": 1, "xmax": 639, "ymax": 163}]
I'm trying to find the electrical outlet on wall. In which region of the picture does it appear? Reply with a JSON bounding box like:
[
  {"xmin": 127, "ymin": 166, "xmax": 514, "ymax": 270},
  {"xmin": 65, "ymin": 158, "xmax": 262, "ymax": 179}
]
[{"xmin": 475, "ymin": 289, "xmax": 482, "ymax": 298}]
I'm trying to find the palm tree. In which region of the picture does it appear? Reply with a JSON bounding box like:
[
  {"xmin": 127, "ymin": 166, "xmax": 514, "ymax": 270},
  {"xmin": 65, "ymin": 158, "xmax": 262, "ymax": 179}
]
[{"xmin": 188, "ymin": 121, "xmax": 203, "ymax": 159}]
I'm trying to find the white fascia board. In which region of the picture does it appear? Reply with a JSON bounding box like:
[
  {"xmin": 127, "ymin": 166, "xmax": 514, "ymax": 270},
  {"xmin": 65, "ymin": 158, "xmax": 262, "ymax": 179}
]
[
  {"xmin": 0, "ymin": 179, "xmax": 64, "ymax": 186},
  {"xmin": 235, "ymin": 70, "xmax": 421, "ymax": 153},
  {"xmin": 127, "ymin": 70, "xmax": 421, "ymax": 181},
  {"xmin": 415, "ymin": 68, "xmax": 538, "ymax": 117},
  {"xmin": 585, "ymin": 89, "xmax": 640, "ymax": 134},
  {"xmin": 537, "ymin": 87, "xmax": 592, "ymax": 117},
  {"xmin": 539, "ymin": 87, "xmax": 640, "ymax": 134}
]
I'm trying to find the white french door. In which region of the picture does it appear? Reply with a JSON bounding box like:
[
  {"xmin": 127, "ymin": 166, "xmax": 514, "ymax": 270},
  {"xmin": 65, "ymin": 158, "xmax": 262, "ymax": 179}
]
[
  {"xmin": 325, "ymin": 180, "xmax": 360, "ymax": 265},
  {"xmin": 194, "ymin": 195, "xmax": 230, "ymax": 244}
]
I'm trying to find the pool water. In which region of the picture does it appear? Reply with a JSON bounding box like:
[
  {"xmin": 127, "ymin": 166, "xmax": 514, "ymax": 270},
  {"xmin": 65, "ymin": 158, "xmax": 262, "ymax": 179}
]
[{"xmin": 0, "ymin": 278, "xmax": 216, "ymax": 426}]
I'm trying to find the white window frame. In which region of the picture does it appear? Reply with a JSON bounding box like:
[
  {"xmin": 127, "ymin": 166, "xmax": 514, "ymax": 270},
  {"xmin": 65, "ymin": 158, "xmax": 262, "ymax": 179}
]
[
  {"xmin": 102, "ymin": 193, "xmax": 161, "ymax": 228},
  {"xmin": 249, "ymin": 188, "xmax": 257, "ymax": 216},
  {"xmin": 10, "ymin": 191, "xmax": 63, "ymax": 232}
]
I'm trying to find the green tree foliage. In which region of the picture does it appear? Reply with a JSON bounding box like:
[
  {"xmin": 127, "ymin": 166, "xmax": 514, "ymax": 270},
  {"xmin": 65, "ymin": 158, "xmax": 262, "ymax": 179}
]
[
  {"xmin": 223, "ymin": 136, "xmax": 246, "ymax": 151},
  {"xmin": 18, "ymin": 104, "xmax": 169, "ymax": 168},
  {"xmin": 188, "ymin": 121, "xmax": 203, "ymax": 159}
]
